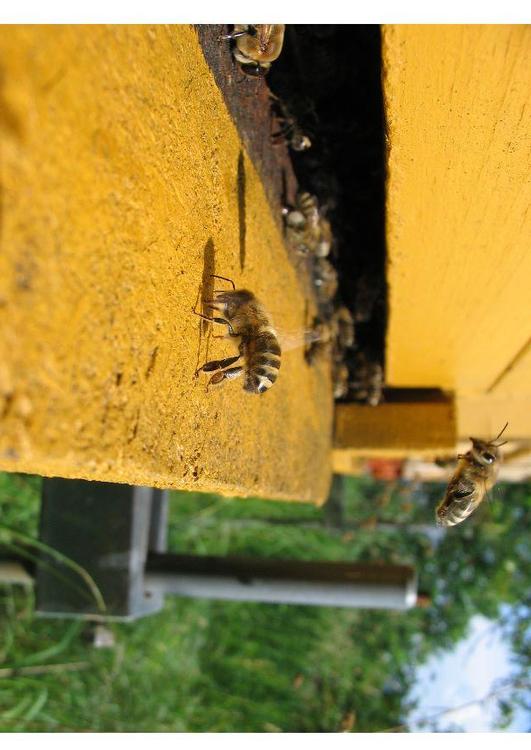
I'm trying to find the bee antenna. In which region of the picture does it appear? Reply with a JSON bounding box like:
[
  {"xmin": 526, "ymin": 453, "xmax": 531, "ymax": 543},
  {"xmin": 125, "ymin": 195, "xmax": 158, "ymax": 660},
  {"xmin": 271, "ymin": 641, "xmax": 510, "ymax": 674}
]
[{"xmin": 490, "ymin": 421, "xmax": 509, "ymax": 444}]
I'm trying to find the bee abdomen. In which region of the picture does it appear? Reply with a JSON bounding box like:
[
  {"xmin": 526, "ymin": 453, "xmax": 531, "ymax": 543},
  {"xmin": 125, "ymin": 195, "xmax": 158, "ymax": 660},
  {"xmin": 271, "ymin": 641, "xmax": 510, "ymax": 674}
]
[
  {"xmin": 244, "ymin": 327, "xmax": 282, "ymax": 394},
  {"xmin": 253, "ymin": 327, "xmax": 281, "ymax": 356},
  {"xmin": 436, "ymin": 478, "xmax": 477, "ymax": 527}
]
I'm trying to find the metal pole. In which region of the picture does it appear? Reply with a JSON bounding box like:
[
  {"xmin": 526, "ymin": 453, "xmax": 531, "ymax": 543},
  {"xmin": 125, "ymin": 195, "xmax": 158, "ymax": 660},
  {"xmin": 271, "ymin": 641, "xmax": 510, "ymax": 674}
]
[{"xmin": 145, "ymin": 554, "xmax": 418, "ymax": 610}]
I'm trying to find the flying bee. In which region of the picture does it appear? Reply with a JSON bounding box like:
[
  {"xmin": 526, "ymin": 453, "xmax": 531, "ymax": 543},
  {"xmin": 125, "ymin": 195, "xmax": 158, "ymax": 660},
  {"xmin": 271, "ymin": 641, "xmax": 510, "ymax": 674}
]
[
  {"xmin": 193, "ymin": 275, "xmax": 281, "ymax": 394},
  {"xmin": 270, "ymin": 93, "xmax": 312, "ymax": 152},
  {"xmin": 435, "ymin": 423, "xmax": 509, "ymax": 527},
  {"xmin": 283, "ymin": 192, "xmax": 333, "ymax": 258},
  {"xmin": 224, "ymin": 25, "xmax": 285, "ymax": 76}
]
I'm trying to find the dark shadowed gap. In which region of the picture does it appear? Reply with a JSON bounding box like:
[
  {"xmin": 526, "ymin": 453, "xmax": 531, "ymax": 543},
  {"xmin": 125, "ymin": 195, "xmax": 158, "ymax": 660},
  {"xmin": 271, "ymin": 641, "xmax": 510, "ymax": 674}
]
[
  {"xmin": 197, "ymin": 25, "xmax": 298, "ymax": 225},
  {"xmin": 268, "ymin": 25, "xmax": 387, "ymax": 371}
]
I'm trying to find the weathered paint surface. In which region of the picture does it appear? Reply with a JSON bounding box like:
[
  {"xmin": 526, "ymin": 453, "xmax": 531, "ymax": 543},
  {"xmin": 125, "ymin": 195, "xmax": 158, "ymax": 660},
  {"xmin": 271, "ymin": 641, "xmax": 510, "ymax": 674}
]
[
  {"xmin": 383, "ymin": 26, "xmax": 531, "ymax": 402},
  {"xmin": 0, "ymin": 25, "xmax": 332, "ymax": 501}
]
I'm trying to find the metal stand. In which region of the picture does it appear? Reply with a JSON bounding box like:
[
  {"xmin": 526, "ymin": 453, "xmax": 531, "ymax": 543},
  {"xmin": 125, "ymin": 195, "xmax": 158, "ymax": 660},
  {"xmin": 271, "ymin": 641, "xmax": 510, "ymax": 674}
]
[{"xmin": 1, "ymin": 478, "xmax": 418, "ymax": 621}]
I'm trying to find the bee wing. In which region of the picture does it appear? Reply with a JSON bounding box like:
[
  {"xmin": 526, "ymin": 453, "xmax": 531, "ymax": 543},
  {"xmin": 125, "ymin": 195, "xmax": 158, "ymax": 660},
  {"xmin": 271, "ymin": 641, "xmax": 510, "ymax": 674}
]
[
  {"xmin": 436, "ymin": 475, "xmax": 478, "ymax": 527},
  {"xmin": 447, "ymin": 475, "xmax": 476, "ymax": 500},
  {"xmin": 275, "ymin": 327, "xmax": 324, "ymax": 353}
]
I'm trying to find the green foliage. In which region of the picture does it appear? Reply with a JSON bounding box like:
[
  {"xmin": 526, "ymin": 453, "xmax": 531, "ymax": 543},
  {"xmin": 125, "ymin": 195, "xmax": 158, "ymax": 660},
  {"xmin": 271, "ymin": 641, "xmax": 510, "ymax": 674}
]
[
  {"xmin": 0, "ymin": 474, "xmax": 41, "ymax": 537},
  {"xmin": 0, "ymin": 472, "xmax": 529, "ymax": 731}
]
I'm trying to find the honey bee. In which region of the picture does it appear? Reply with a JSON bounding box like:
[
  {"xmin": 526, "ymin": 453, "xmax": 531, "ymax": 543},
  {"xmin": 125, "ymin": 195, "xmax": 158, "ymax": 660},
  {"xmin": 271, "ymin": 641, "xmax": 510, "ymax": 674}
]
[
  {"xmin": 332, "ymin": 362, "xmax": 350, "ymax": 400},
  {"xmin": 194, "ymin": 275, "xmax": 281, "ymax": 394},
  {"xmin": 436, "ymin": 423, "xmax": 509, "ymax": 527},
  {"xmin": 270, "ymin": 93, "xmax": 312, "ymax": 152},
  {"xmin": 348, "ymin": 352, "xmax": 384, "ymax": 406},
  {"xmin": 283, "ymin": 192, "xmax": 333, "ymax": 258},
  {"xmin": 334, "ymin": 305, "xmax": 355, "ymax": 351},
  {"xmin": 312, "ymin": 257, "xmax": 339, "ymax": 305},
  {"xmin": 224, "ymin": 25, "xmax": 285, "ymax": 75},
  {"xmin": 305, "ymin": 306, "xmax": 355, "ymax": 400},
  {"xmin": 305, "ymin": 306, "xmax": 354, "ymax": 363}
]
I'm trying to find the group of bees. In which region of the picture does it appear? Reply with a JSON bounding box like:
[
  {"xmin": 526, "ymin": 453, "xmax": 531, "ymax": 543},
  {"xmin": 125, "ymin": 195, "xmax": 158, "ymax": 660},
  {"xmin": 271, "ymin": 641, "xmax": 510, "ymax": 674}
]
[
  {"xmin": 194, "ymin": 24, "xmax": 364, "ymax": 402},
  {"xmin": 194, "ymin": 24, "xmax": 507, "ymax": 528}
]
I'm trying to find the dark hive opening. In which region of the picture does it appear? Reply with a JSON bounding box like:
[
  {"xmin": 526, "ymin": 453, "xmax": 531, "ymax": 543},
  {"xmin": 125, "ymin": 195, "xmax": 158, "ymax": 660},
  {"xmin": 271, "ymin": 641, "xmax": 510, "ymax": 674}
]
[{"xmin": 268, "ymin": 25, "xmax": 387, "ymax": 371}]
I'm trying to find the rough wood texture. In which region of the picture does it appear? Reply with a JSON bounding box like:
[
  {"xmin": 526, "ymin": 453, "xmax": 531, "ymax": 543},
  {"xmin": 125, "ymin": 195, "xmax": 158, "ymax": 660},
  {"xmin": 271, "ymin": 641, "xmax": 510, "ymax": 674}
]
[
  {"xmin": 0, "ymin": 25, "xmax": 332, "ymax": 502},
  {"xmin": 383, "ymin": 25, "xmax": 531, "ymax": 399}
]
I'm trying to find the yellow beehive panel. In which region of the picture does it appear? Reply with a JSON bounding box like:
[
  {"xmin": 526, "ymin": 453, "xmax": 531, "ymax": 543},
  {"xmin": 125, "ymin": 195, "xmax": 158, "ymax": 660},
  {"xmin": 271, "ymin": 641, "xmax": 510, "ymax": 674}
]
[
  {"xmin": 457, "ymin": 395, "xmax": 531, "ymax": 441},
  {"xmin": 488, "ymin": 338, "xmax": 531, "ymax": 396},
  {"xmin": 383, "ymin": 25, "xmax": 531, "ymax": 395},
  {"xmin": 0, "ymin": 25, "xmax": 332, "ymax": 502}
]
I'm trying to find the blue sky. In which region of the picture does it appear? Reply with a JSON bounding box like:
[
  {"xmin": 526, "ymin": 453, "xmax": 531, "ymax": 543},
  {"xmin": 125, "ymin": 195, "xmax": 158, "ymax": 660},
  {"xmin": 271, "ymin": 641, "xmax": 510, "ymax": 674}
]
[{"xmin": 407, "ymin": 611, "xmax": 529, "ymax": 732}]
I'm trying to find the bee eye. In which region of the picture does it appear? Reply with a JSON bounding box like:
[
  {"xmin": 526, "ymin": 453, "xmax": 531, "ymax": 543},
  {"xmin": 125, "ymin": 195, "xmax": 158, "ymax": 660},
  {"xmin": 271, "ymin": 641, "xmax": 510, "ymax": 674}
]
[{"xmin": 482, "ymin": 452, "xmax": 495, "ymax": 463}]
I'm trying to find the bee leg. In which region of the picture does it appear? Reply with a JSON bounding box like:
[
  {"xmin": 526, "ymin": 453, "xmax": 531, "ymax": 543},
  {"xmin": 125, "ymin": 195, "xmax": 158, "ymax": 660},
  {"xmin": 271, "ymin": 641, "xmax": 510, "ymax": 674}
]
[
  {"xmin": 221, "ymin": 28, "xmax": 250, "ymax": 41},
  {"xmin": 271, "ymin": 123, "xmax": 293, "ymax": 142},
  {"xmin": 210, "ymin": 274, "xmax": 236, "ymax": 290},
  {"xmin": 208, "ymin": 366, "xmax": 244, "ymax": 388},
  {"xmin": 195, "ymin": 355, "xmax": 241, "ymax": 379},
  {"xmin": 192, "ymin": 309, "xmax": 236, "ymax": 337}
]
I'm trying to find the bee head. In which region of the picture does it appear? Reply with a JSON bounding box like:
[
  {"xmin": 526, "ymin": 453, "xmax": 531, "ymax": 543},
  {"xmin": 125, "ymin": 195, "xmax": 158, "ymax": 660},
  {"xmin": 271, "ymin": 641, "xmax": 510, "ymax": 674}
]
[
  {"xmin": 469, "ymin": 438, "xmax": 499, "ymax": 466},
  {"xmin": 468, "ymin": 423, "xmax": 508, "ymax": 466},
  {"xmin": 241, "ymin": 62, "xmax": 270, "ymax": 77},
  {"xmin": 215, "ymin": 289, "xmax": 255, "ymax": 321}
]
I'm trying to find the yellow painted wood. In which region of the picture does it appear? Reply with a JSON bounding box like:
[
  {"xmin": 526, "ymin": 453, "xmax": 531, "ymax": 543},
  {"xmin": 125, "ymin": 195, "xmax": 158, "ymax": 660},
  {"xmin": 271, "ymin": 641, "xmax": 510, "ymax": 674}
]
[
  {"xmin": 488, "ymin": 338, "xmax": 531, "ymax": 396},
  {"xmin": 383, "ymin": 25, "xmax": 531, "ymax": 396},
  {"xmin": 334, "ymin": 401, "xmax": 456, "ymax": 453},
  {"xmin": 332, "ymin": 452, "xmax": 365, "ymax": 476},
  {"xmin": 0, "ymin": 25, "xmax": 332, "ymax": 502},
  {"xmin": 457, "ymin": 395, "xmax": 531, "ymax": 440}
]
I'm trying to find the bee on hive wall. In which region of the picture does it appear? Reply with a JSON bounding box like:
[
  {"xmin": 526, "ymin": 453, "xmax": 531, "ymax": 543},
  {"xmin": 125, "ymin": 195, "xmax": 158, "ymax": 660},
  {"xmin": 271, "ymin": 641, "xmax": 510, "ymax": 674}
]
[
  {"xmin": 270, "ymin": 93, "xmax": 312, "ymax": 152},
  {"xmin": 312, "ymin": 257, "xmax": 339, "ymax": 306},
  {"xmin": 194, "ymin": 275, "xmax": 281, "ymax": 394},
  {"xmin": 224, "ymin": 25, "xmax": 285, "ymax": 76},
  {"xmin": 283, "ymin": 192, "xmax": 333, "ymax": 258},
  {"xmin": 436, "ymin": 424, "xmax": 509, "ymax": 527},
  {"xmin": 347, "ymin": 352, "xmax": 384, "ymax": 406},
  {"xmin": 305, "ymin": 306, "xmax": 355, "ymax": 400}
]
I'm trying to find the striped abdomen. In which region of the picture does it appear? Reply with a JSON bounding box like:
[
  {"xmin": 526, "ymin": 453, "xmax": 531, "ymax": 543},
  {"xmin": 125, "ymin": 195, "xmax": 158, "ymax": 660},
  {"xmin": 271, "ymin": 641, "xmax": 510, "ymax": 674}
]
[
  {"xmin": 242, "ymin": 326, "xmax": 281, "ymax": 394},
  {"xmin": 435, "ymin": 460, "xmax": 489, "ymax": 527},
  {"xmin": 436, "ymin": 487, "xmax": 481, "ymax": 527}
]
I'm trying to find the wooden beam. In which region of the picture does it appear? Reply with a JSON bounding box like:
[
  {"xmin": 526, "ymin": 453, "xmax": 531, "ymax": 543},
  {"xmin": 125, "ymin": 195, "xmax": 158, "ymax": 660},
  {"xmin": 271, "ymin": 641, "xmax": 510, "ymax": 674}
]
[
  {"xmin": 383, "ymin": 25, "xmax": 531, "ymax": 396},
  {"xmin": 0, "ymin": 26, "xmax": 332, "ymax": 502},
  {"xmin": 334, "ymin": 401, "xmax": 457, "ymax": 454}
]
